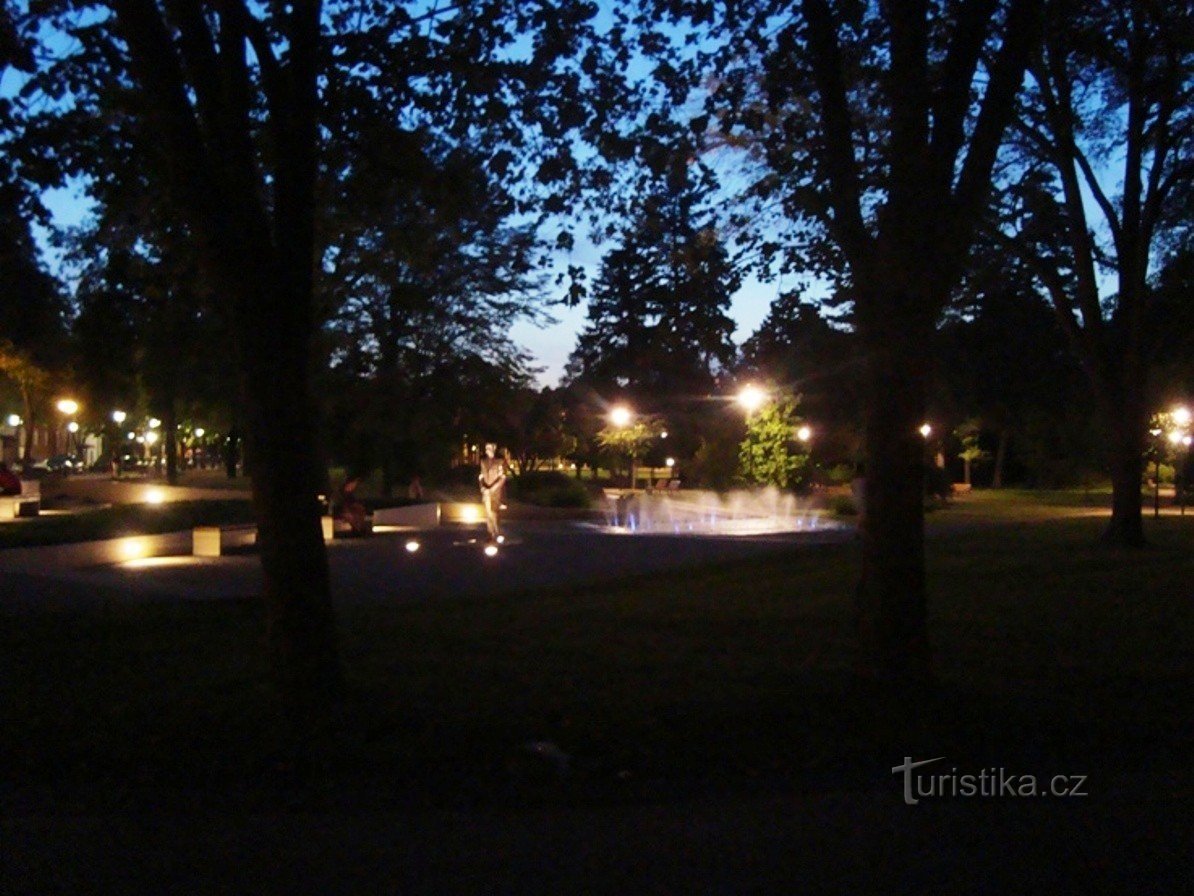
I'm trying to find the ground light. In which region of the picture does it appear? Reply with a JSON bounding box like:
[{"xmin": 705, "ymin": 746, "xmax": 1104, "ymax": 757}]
[
  {"xmin": 484, "ymin": 544, "xmax": 499, "ymax": 557},
  {"xmin": 117, "ymin": 537, "xmax": 151, "ymax": 562},
  {"xmin": 144, "ymin": 488, "xmax": 166, "ymax": 505},
  {"xmin": 405, "ymin": 540, "xmax": 420, "ymax": 553}
]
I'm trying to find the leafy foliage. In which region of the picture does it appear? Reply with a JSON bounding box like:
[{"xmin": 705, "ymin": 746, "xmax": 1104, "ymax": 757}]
[{"xmin": 738, "ymin": 394, "xmax": 809, "ymax": 490}]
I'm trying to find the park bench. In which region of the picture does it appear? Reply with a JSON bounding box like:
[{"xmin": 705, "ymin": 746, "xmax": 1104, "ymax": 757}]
[
  {"xmin": 193, "ymin": 516, "xmax": 336, "ymax": 557},
  {"xmin": 2, "ymin": 496, "xmax": 40, "ymax": 518}
]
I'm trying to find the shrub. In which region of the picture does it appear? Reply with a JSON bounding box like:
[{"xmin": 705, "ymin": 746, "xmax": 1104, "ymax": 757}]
[
  {"xmin": 828, "ymin": 494, "xmax": 858, "ymax": 517},
  {"xmin": 508, "ymin": 470, "xmax": 591, "ymax": 508}
]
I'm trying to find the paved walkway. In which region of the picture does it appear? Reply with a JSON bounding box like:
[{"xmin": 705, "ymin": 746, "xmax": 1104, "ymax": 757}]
[{"xmin": 1, "ymin": 520, "xmax": 851, "ymax": 612}]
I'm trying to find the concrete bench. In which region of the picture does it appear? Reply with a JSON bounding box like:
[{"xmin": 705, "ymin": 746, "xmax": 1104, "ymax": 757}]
[
  {"xmin": 2, "ymin": 496, "xmax": 40, "ymax": 518},
  {"xmin": 439, "ymin": 502, "xmax": 486, "ymax": 526},
  {"xmin": 192, "ymin": 523, "xmax": 257, "ymax": 557},
  {"xmin": 372, "ymin": 503, "xmax": 439, "ymax": 529},
  {"xmin": 193, "ymin": 516, "xmax": 336, "ymax": 556}
]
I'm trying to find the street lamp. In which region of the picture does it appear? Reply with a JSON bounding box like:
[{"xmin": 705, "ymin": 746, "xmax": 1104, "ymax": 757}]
[
  {"xmin": 608, "ymin": 405, "xmax": 635, "ymax": 488},
  {"xmin": 1150, "ymin": 426, "xmax": 1164, "ymax": 518},
  {"xmin": 56, "ymin": 399, "xmax": 79, "ymax": 455},
  {"xmin": 796, "ymin": 425, "xmax": 812, "ymax": 443},
  {"xmin": 737, "ymin": 384, "xmax": 767, "ymax": 415},
  {"xmin": 919, "ymin": 423, "xmax": 932, "ymax": 438}
]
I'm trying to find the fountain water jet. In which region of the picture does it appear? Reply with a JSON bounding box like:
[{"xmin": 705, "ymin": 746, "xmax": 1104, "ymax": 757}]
[{"xmin": 601, "ymin": 487, "xmax": 840, "ymax": 536}]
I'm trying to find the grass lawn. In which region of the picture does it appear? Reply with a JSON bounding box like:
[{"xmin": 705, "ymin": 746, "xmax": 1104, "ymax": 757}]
[{"xmin": 1, "ymin": 492, "xmax": 1191, "ymax": 815}]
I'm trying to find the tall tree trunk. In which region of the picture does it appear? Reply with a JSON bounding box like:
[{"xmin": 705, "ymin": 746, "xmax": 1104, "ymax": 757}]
[
  {"xmin": 240, "ymin": 278, "xmax": 342, "ymax": 737},
  {"xmin": 992, "ymin": 428, "xmax": 1009, "ymax": 488},
  {"xmin": 164, "ymin": 401, "xmax": 179, "ymax": 485},
  {"xmin": 854, "ymin": 315, "xmax": 932, "ymax": 682},
  {"xmin": 1102, "ymin": 399, "xmax": 1146, "ymax": 546}
]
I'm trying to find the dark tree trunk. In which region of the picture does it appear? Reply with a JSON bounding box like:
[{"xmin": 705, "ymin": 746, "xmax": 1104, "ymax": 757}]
[
  {"xmin": 1102, "ymin": 407, "xmax": 1146, "ymax": 547},
  {"xmin": 112, "ymin": 0, "xmax": 342, "ymax": 750},
  {"xmin": 164, "ymin": 402, "xmax": 178, "ymax": 485},
  {"xmin": 854, "ymin": 312, "xmax": 932, "ymax": 683},
  {"xmin": 993, "ymin": 428, "xmax": 1009, "ymax": 488},
  {"xmin": 240, "ymin": 278, "xmax": 342, "ymax": 735}
]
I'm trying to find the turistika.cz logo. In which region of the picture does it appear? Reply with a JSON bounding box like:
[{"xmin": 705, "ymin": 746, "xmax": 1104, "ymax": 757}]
[{"xmin": 892, "ymin": 757, "xmax": 1089, "ymax": 806}]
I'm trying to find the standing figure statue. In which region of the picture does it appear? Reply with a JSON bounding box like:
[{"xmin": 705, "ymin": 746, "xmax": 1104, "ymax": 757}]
[{"xmin": 478, "ymin": 442, "xmax": 507, "ymax": 543}]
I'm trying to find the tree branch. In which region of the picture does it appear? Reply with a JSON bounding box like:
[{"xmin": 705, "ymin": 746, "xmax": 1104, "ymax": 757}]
[{"xmin": 801, "ymin": 0, "xmax": 871, "ymax": 265}]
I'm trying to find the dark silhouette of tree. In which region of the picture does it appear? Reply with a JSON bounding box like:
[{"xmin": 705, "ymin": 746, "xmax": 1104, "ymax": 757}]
[
  {"xmin": 14, "ymin": 0, "xmax": 633, "ymax": 752},
  {"xmin": 936, "ymin": 254, "xmax": 1095, "ymax": 488},
  {"xmin": 740, "ymin": 294, "xmax": 863, "ymax": 469},
  {"xmin": 317, "ymin": 137, "xmax": 547, "ymax": 491},
  {"xmin": 995, "ymin": 0, "xmax": 1194, "ymax": 545},
  {"xmin": 672, "ymin": 0, "xmax": 1042, "ymax": 681},
  {"xmin": 567, "ymin": 161, "xmax": 740, "ymax": 461},
  {"xmin": 568, "ymin": 164, "xmax": 739, "ymax": 397}
]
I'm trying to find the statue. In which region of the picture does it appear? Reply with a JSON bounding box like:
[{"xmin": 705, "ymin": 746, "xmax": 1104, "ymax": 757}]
[{"xmin": 478, "ymin": 442, "xmax": 507, "ymax": 543}]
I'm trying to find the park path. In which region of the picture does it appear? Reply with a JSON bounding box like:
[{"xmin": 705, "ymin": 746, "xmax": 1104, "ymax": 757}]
[{"xmin": 0, "ymin": 521, "xmax": 852, "ymax": 613}]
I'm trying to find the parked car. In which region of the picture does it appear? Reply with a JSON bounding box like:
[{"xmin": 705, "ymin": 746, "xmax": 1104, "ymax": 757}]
[{"xmin": 30, "ymin": 453, "xmax": 84, "ymax": 474}]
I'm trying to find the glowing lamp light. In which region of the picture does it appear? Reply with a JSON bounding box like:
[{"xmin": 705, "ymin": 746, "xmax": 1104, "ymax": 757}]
[
  {"xmin": 459, "ymin": 504, "xmax": 480, "ymax": 524},
  {"xmin": 484, "ymin": 544, "xmax": 499, "ymax": 557},
  {"xmin": 144, "ymin": 430, "xmax": 159, "ymax": 446},
  {"xmin": 6, "ymin": 414, "xmax": 22, "ymax": 427},
  {"xmin": 1172, "ymin": 406, "xmax": 1191, "ymax": 428},
  {"xmin": 56, "ymin": 399, "xmax": 79, "ymax": 415},
  {"xmin": 1169, "ymin": 431, "xmax": 1185, "ymax": 445},
  {"xmin": 148, "ymin": 418, "xmax": 161, "ymax": 429},
  {"xmin": 67, "ymin": 421, "xmax": 79, "ymax": 434},
  {"xmin": 919, "ymin": 424, "xmax": 932, "ymax": 438},
  {"xmin": 796, "ymin": 425, "xmax": 812, "ymax": 442},
  {"xmin": 112, "ymin": 410, "xmax": 127, "ymax": 424},
  {"xmin": 194, "ymin": 427, "xmax": 205, "ymax": 438},
  {"xmin": 737, "ymin": 385, "xmax": 766, "ymax": 413},
  {"xmin": 665, "ymin": 457, "xmax": 675, "ymax": 468},
  {"xmin": 609, "ymin": 405, "xmax": 632, "ymax": 428},
  {"xmin": 118, "ymin": 537, "xmax": 150, "ymax": 562},
  {"xmin": 405, "ymin": 540, "xmax": 420, "ymax": 553},
  {"xmin": 144, "ymin": 488, "xmax": 166, "ymax": 505}
]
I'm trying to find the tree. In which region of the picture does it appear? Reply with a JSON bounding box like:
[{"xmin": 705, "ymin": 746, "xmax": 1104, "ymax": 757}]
[
  {"xmin": 17, "ymin": 0, "xmax": 629, "ymax": 749},
  {"xmin": 738, "ymin": 394, "xmax": 810, "ymax": 490},
  {"xmin": 597, "ymin": 414, "xmax": 665, "ymax": 486},
  {"xmin": 739, "ymin": 293, "xmax": 863, "ymax": 469},
  {"xmin": 317, "ymin": 137, "xmax": 548, "ymax": 491},
  {"xmin": 677, "ymin": 0, "xmax": 1042, "ymax": 680},
  {"xmin": 566, "ymin": 160, "xmax": 740, "ymax": 452},
  {"xmin": 996, "ymin": 0, "xmax": 1193, "ymax": 545},
  {"xmin": 935, "ymin": 246, "xmax": 1093, "ymax": 488}
]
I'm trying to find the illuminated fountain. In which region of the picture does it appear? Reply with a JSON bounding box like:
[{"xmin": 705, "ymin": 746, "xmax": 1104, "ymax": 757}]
[{"xmin": 601, "ymin": 487, "xmax": 839, "ymax": 536}]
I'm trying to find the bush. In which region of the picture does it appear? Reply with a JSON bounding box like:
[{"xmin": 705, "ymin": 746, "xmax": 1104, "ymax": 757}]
[
  {"xmin": 828, "ymin": 494, "xmax": 858, "ymax": 517},
  {"xmin": 825, "ymin": 463, "xmax": 856, "ymax": 486},
  {"xmin": 508, "ymin": 470, "xmax": 591, "ymax": 508}
]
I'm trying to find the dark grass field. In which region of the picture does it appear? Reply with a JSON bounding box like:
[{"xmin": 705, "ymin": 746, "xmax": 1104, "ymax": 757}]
[{"xmin": 1, "ymin": 492, "xmax": 1191, "ymax": 891}]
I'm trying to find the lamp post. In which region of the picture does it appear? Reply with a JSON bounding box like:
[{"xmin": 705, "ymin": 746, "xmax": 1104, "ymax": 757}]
[
  {"xmin": 56, "ymin": 398, "xmax": 79, "ymax": 457},
  {"xmin": 110, "ymin": 411, "xmax": 127, "ymax": 477},
  {"xmin": 5, "ymin": 413, "xmax": 22, "ymax": 465},
  {"xmin": 609, "ymin": 405, "xmax": 634, "ymax": 489},
  {"xmin": 1169, "ymin": 406, "xmax": 1191, "ymax": 516},
  {"xmin": 737, "ymin": 385, "xmax": 768, "ymax": 483},
  {"xmin": 1182, "ymin": 434, "xmax": 1193, "ymax": 517},
  {"xmin": 1150, "ymin": 427, "xmax": 1164, "ymax": 519}
]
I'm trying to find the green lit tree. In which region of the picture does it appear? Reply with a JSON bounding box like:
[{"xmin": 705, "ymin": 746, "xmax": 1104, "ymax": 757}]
[{"xmin": 738, "ymin": 396, "xmax": 810, "ymax": 490}]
